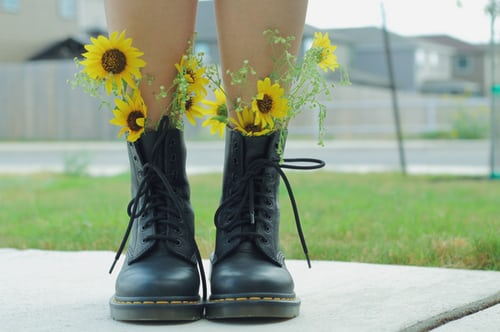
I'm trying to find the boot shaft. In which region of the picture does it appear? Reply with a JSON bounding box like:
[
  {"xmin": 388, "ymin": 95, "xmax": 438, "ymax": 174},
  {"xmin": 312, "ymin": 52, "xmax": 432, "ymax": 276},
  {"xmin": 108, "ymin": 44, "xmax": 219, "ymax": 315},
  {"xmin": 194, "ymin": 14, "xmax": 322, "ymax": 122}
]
[
  {"xmin": 125, "ymin": 118, "xmax": 195, "ymax": 264},
  {"xmin": 214, "ymin": 129, "xmax": 285, "ymax": 266},
  {"xmin": 128, "ymin": 120, "xmax": 191, "ymax": 202}
]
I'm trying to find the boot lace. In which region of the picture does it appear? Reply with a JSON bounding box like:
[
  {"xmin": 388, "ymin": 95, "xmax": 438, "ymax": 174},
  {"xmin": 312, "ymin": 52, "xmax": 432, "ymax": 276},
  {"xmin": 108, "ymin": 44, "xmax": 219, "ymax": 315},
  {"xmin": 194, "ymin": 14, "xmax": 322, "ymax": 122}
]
[
  {"xmin": 214, "ymin": 158, "xmax": 325, "ymax": 268},
  {"xmin": 109, "ymin": 148, "xmax": 207, "ymax": 302}
]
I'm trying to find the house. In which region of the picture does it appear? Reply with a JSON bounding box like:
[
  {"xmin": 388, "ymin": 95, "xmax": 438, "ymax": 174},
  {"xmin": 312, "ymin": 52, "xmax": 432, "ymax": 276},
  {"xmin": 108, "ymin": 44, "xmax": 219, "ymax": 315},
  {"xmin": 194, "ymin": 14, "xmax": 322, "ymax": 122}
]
[
  {"xmin": 322, "ymin": 27, "xmax": 451, "ymax": 93},
  {"xmin": 417, "ymin": 35, "xmax": 485, "ymax": 95},
  {"xmin": 0, "ymin": 0, "xmax": 81, "ymax": 62},
  {"xmin": 3, "ymin": 0, "xmax": 487, "ymax": 96},
  {"xmin": 322, "ymin": 27, "xmax": 487, "ymax": 96}
]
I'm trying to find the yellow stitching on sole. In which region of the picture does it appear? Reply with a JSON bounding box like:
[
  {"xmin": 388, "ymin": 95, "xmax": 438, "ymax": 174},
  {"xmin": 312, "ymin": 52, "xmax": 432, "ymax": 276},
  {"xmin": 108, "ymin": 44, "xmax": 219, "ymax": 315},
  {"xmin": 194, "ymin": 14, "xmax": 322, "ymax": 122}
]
[
  {"xmin": 210, "ymin": 296, "xmax": 296, "ymax": 303},
  {"xmin": 113, "ymin": 298, "xmax": 200, "ymax": 305}
]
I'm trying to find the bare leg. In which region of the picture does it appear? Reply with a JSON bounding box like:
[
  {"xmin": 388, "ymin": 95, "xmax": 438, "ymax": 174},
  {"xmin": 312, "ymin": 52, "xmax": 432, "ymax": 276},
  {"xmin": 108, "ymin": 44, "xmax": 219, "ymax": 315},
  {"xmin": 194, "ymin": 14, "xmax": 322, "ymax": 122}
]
[
  {"xmin": 105, "ymin": 1, "xmax": 206, "ymax": 322},
  {"xmin": 207, "ymin": 0, "xmax": 310, "ymax": 320},
  {"xmin": 214, "ymin": 0, "xmax": 308, "ymax": 116},
  {"xmin": 105, "ymin": 0, "xmax": 198, "ymax": 128}
]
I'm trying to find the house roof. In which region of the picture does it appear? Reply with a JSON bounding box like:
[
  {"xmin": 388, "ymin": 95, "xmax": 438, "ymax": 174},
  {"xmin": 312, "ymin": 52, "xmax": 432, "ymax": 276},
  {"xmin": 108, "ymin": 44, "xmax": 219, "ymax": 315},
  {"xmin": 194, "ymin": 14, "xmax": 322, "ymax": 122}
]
[
  {"xmin": 416, "ymin": 35, "xmax": 484, "ymax": 53},
  {"xmin": 28, "ymin": 30, "xmax": 105, "ymax": 61},
  {"xmin": 28, "ymin": 37, "xmax": 86, "ymax": 61},
  {"xmin": 323, "ymin": 26, "xmax": 416, "ymax": 48}
]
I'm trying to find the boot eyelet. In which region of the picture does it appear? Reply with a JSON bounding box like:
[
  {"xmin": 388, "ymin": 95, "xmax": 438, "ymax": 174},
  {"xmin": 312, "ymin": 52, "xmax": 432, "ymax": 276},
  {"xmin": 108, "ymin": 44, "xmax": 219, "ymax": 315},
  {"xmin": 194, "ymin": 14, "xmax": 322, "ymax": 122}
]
[{"xmin": 175, "ymin": 239, "xmax": 182, "ymax": 247}]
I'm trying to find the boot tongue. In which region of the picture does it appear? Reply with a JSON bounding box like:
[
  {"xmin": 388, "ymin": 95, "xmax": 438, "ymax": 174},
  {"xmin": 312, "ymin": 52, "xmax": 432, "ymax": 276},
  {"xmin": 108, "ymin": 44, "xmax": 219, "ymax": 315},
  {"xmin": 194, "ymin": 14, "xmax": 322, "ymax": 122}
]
[
  {"xmin": 137, "ymin": 117, "xmax": 170, "ymax": 164},
  {"xmin": 243, "ymin": 132, "xmax": 279, "ymax": 166},
  {"xmin": 238, "ymin": 240, "xmax": 256, "ymax": 253},
  {"xmin": 138, "ymin": 130, "xmax": 159, "ymax": 163}
]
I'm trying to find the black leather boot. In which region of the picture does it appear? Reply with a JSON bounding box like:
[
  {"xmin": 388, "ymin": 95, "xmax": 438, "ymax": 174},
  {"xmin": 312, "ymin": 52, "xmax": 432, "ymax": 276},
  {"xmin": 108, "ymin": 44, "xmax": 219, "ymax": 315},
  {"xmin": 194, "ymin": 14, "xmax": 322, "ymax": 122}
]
[
  {"xmin": 206, "ymin": 129, "xmax": 323, "ymax": 319},
  {"xmin": 109, "ymin": 118, "xmax": 206, "ymax": 321}
]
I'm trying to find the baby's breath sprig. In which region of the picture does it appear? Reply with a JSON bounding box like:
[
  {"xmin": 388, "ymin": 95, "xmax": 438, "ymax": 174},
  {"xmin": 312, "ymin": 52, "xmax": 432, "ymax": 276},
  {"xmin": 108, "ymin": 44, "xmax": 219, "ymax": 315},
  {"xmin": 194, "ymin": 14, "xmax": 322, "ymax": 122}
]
[
  {"xmin": 265, "ymin": 29, "xmax": 342, "ymax": 146},
  {"xmin": 70, "ymin": 60, "xmax": 114, "ymax": 111},
  {"xmin": 201, "ymin": 28, "xmax": 346, "ymax": 154},
  {"xmin": 157, "ymin": 39, "xmax": 209, "ymax": 130}
]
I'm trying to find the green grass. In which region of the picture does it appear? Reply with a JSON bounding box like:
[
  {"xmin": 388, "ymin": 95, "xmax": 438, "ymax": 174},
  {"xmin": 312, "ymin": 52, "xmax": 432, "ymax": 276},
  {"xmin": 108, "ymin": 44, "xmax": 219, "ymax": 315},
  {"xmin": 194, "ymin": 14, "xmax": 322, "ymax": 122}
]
[{"xmin": 1, "ymin": 172, "xmax": 499, "ymax": 270}]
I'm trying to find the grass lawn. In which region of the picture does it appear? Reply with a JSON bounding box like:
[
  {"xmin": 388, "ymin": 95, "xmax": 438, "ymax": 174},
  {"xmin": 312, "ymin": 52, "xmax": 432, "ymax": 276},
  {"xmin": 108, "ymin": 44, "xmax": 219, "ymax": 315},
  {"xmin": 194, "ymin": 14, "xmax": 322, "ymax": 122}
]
[{"xmin": 1, "ymin": 172, "xmax": 499, "ymax": 270}]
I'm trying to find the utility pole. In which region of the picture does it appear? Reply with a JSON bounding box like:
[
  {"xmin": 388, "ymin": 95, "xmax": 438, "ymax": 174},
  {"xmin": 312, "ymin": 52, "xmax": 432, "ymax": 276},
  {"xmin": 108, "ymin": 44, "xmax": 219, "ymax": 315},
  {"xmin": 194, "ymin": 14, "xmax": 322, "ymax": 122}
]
[
  {"xmin": 380, "ymin": 2, "xmax": 407, "ymax": 175},
  {"xmin": 486, "ymin": 0, "xmax": 500, "ymax": 179}
]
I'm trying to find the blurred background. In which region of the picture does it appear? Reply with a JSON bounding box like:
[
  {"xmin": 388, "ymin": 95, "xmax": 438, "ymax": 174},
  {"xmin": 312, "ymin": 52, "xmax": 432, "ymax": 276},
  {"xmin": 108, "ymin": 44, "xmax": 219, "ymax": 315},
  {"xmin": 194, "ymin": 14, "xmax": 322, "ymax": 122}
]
[{"xmin": 1, "ymin": 0, "xmax": 499, "ymax": 176}]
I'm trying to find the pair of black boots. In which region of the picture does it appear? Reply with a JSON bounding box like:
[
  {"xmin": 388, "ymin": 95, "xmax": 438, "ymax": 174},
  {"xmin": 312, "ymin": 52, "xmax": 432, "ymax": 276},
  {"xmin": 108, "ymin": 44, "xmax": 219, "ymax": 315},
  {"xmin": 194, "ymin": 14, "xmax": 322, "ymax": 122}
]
[{"xmin": 109, "ymin": 118, "xmax": 314, "ymax": 321}]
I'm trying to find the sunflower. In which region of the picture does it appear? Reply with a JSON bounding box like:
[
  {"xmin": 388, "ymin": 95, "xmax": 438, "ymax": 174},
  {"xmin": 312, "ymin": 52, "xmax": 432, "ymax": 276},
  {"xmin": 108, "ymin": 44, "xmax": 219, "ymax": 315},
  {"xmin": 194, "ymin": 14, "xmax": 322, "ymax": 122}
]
[
  {"xmin": 175, "ymin": 55, "xmax": 209, "ymax": 97},
  {"xmin": 80, "ymin": 30, "xmax": 146, "ymax": 95},
  {"xmin": 109, "ymin": 92, "xmax": 147, "ymax": 142},
  {"xmin": 251, "ymin": 77, "xmax": 289, "ymax": 129},
  {"xmin": 202, "ymin": 89, "xmax": 228, "ymax": 137},
  {"xmin": 230, "ymin": 107, "xmax": 272, "ymax": 137},
  {"xmin": 183, "ymin": 93, "xmax": 206, "ymax": 126},
  {"xmin": 312, "ymin": 32, "xmax": 339, "ymax": 73}
]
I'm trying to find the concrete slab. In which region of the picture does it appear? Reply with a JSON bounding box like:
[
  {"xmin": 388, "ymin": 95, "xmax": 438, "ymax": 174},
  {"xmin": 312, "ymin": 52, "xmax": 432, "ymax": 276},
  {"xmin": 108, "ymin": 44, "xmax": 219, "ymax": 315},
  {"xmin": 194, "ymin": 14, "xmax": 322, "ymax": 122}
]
[
  {"xmin": 433, "ymin": 304, "xmax": 500, "ymax": 332},
  {"xmin": 1, "ymin": 249, "xmax": 499, "ymax": 332}
]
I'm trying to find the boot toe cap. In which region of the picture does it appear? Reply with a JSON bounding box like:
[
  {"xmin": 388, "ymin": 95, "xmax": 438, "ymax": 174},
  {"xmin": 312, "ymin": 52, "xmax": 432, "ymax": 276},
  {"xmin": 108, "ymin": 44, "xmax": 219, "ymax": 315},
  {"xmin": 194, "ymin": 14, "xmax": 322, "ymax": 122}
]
[
  {"xmin": 210, "ymin": 251, "xmax": 295, "ymax": 298},
  {"xmin": 115, "ymin": 255, "xmax": 200, "ymax": 299}
]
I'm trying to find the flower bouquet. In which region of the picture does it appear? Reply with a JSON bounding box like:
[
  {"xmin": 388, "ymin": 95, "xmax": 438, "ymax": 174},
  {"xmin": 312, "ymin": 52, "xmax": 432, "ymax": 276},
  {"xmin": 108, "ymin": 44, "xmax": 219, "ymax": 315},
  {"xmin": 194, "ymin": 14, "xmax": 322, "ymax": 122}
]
[{"xmin": 71, "ymin": 29, "xmax": 346, "ymax": 149}]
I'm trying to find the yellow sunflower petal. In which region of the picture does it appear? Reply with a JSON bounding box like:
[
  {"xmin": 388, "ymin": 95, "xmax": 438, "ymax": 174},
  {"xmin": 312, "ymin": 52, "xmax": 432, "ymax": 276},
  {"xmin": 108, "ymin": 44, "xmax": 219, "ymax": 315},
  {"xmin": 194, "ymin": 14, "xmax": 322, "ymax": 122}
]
[{"xmin": 80, "ymin": 30, "xmax": 146, "ymax": 96}]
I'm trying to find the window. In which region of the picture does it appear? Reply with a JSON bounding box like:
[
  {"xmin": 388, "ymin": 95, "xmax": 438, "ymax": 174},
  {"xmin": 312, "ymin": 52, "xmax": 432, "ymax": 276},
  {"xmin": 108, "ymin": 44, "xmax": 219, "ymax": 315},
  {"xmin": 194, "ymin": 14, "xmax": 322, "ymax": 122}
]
[
  {"xmin": 58, "ymin": 0, "xmax": 76, "ymax": 20},
  {"xmin": 2, "ymin": 0, "xmax": 20, "ymax": 13},
  {"xmin": 455, "ymin": 55, "xmax": 473, "ymax": 74},
  {"xmin": 428, "ymin": 51, "xmax": 439, "ymax": 67},
  {"xmin": 415, "ymin": 49, "xmax": 426, "ymax": 67}
]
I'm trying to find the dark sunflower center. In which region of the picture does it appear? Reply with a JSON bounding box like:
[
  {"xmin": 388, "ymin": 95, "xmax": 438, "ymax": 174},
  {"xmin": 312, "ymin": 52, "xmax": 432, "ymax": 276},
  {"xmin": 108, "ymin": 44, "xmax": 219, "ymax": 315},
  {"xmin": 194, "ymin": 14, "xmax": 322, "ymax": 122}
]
[
  {"xmin": 185, "ymin": 97, "xmax": 193, "ymax": 111},
  {"xmin": 257, "ymin": 94, "xmax": 273, "ymax": 114},
  {"xmin": 186, "ymin": 69, "xmax": 196, "ymax": 81},
  {"xmin": 101, "ymin": 49, "xmax": 127, "ymax": 74},
  {"xmin": 245, "ymin": 124, "xmax": 261, "ymax": 133},
  {"xmin": 127, "ymin": 110, "xmax": 144, "ymax": 131}
]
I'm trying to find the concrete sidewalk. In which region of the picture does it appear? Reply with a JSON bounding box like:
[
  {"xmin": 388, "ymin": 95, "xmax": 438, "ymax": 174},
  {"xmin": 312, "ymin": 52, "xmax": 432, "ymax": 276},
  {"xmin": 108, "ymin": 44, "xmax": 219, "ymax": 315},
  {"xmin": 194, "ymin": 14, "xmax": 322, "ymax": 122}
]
[{"xmin": 1, "ymin": 249, "xmax": 499, "ymax": 331}]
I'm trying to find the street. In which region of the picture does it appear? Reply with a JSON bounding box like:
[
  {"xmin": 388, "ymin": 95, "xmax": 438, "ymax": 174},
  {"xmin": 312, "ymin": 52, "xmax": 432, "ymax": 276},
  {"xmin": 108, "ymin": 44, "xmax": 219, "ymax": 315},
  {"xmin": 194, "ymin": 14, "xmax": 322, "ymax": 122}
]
[{"xmin": 0, "ymin": 139, "xmax": 491, "ymax": 176}]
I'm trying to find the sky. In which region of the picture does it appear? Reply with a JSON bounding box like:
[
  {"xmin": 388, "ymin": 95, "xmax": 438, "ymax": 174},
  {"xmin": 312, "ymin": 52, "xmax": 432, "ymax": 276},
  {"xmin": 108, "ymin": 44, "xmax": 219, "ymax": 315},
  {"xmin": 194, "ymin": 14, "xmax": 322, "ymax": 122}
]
[{"xmin": 305, "ymin": 0, "xmax": 495, "ymax": 44}]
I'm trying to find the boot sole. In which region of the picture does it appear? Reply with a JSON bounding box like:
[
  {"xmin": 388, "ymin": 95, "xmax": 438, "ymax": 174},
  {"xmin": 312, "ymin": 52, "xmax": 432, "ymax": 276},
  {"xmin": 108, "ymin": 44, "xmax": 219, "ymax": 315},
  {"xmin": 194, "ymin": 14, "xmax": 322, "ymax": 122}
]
[
  {"xmin": 205, "ymin": 297, "xmax": 300, "ymax": 319},
  {"xmin": 109, "ymin": 296, "xmax": 204, "ymax": 321}
]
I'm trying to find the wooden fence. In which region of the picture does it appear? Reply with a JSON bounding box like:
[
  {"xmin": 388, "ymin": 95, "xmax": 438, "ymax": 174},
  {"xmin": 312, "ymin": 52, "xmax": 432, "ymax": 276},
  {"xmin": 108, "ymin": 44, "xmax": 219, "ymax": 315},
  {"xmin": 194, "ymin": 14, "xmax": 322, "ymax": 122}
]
[
  {"xmin": 0, "ymin": 60, "xmax": 118, "ymax": 140},
  {"xmin": 0, "ymin": 61, "xmax": 490, "ymax": 140}
]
